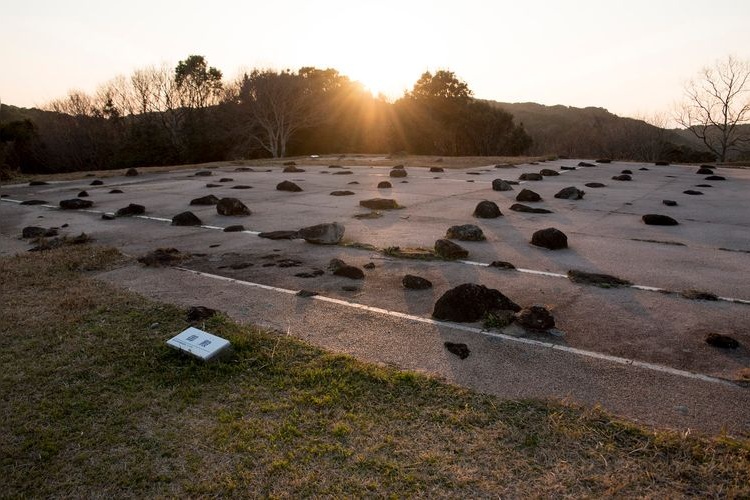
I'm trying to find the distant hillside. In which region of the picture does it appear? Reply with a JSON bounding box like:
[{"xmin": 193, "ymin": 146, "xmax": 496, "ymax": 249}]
[{"xmin": 488, "ymin": 101, "xmax": 711, "ymax": 161}]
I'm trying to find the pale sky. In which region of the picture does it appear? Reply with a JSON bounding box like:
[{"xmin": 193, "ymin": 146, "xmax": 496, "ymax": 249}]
[{"xmin": 1, "ymin": 0, "xmax": 748, "ymax": 119}]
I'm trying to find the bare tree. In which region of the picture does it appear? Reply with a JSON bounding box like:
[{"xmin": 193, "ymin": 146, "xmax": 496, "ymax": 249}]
[
  {"xmin": 676, "ymin": 56, "xmax": 750, "ymax": 162},
  {"xmin": 240, "ymin": 69, "xmax": 321, "ymax": 158}
]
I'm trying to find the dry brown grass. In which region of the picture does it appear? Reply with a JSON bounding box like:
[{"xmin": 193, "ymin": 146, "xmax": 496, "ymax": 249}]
[{"xmin": 1, "ymin": 246, "xmax": 749, "ymax": 497}]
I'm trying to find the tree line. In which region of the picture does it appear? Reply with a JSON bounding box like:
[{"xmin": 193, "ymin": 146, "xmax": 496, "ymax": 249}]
[{"xmin": 0, "ymin": 56, "xmax": 531, "ymax": 174}]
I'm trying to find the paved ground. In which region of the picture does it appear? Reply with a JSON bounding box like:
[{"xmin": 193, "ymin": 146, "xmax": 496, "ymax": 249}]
[{"xmin": 2, "ymin": 158, "xmax": 749, "ymax": 435}]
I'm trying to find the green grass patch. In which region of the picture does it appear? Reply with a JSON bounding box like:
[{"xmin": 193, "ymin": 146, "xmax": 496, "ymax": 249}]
[{"xmin": 1, "ymin": 245, "xmax": 749, "ymax": 497}]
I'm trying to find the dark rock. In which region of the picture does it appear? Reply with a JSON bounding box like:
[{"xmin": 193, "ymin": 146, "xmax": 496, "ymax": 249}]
[
  {"xmin": 492, "ymin": 179, "xmax": 513, "ymax": 191},
  {"xmin": 295, "ymin": 269, "xmax": 325, "ymax": 278},
  {"xmin": 515, "ymin": 305, "xmax": 555, "ymax": 331},
  {"xmin": 585, "ymin": 182, "xmax": 606, "ymax": 188},
  {"xmin": 642, "ymin": 214, "xmax": 678, "ymax": 226},
  {"xmin": 341, "ymin": 286, "xmax": 359, "ymax": 292},
  {"xmin": 77, "ymin": 190, "xmax": 89, "ymax": 197},
  {"xmin": 296, "ymin": 290, "xmax": 318, "ymax": 297},
  {"xmin": 282, "ymin": 165, "xmax": 305, "ymax": 173},
  {"xmin": 231, "ymin": 185, "xmax": 252, "ymax": 189},
  {"xmin": 299, "ymin": 222, "xmax": 345, "ymax": 244},
  {"xmin": 567, "ymin": 269, "xmax": 631, "ymax": 287},
  {"xmin": 539, "ymin": 169, "xmax": 559, "ymax": 176},
  {"xmin": 389, "ymin": 169, "xmax": 407, "ymax": 178},
  {"xmin": 578, "ymin": 161, "xmax": 595, "ymax": 167},
  {"xmin": 654, "ymin": 161, "xmax": 669, "ymax": 166},
  {"xmin": 377, "ymin": 181, "xmax": 392, "ymax": 188},
  {"xmin": 621, "ymin": 169, "xmax": 633, "ymax": 174},
  {"xmin": 22, "ymin": 226, "xmax": 58, "ymax": 238},
  {"xmin": 495, "ymin": 163, "xmax": 515, "ymax": 168},
  {"xmin": 473, "ymin": 200, "xmax": 502, "ymax": 218},
  {"xmin": 363, "ymin": 262, "xmax": 376, "ymax": 270},
  {"xmin": 190, "ymin": 195, "xmax": 220, "ymax": 206},
  {"xmin": 700, "ymin": 164, "xmax": 715, "ymax": 169},
  {"xmin": 137, "ymin": 248, "xmax": 189, "ymax": 266},
  {"xmin": 432, "ymin": 283, "xmax": 520, "ymax": 322},
  {"xmin": 217, "ymin": 197, "xmax": 251, "ymax": 216},
  {"xmin": 705, "ymin": 175, "xmax": 725, "ymax": 181},
  {"xmin": 277, "ymin": 180, "xmax": 303, "ymax": 192},
  {"xmin": 695, "ymin": 184, "xmax": 713, "ymax": 188},
  {"xmin": 258, "ymin": 230, "xmax": 299, "ymax": 240},
  {"xmin": 108, "ymin": 189, "xmax": 123, "ymax": 194},
  {"xmin": 29, "ymin": 180, "xmax": 48, "ymax": 186},
  {"xmin": 434, "ymin": 239, "xmax": 469, "ymax": 259},
  {"xmin": 330, "ymin": 190, "xmax": 355, "ymax": 196},
  {"xmin": 446, "ymin": 224, "xmax": 485, "ymax": 241},
  {"xmin": 59, "ymin": 198, "xmax": 93, "ymax": 210},
  {"xmin": 683, "ymin": 190, "xmax": 703, "ymax": 195},
  {"xmin": 681, "ymin": 289, "xmax": 718, "ymax": 301},
  {"xmin": 20, "ymin": 200, "xmax": 48, "ymax": 205},
  {"xmin": 662, "ymin": 200, "xmax": 678, "ymax": 206},
  {"xmin": 360, "ymin": 198, "xmax": 399, "ymax": 210},
  {"xmin": 186, "ymin": 306, "xmax": 216, "ymax": 322},
  {"xmin": 89, "ymin": 180, "xmax": 104, "ymax": 186},
  {"xmin": 206, "ymin": 183, "xmax": 221, "ymax": 188},
  {"xmin": 194, "ymin": 170, "xmax": 212, "ymax": 176},
  {"xmin": 402, "ymin": 275, "xmax": 433, "ymax": 289},
  {"xmin": 328, "ymin": 165, "xmax": 343, "ymax": 168},
  {"xmin": 510, "ymin": 203, "xmax": 553, "ymax": 214},
  {"xmin": 172, "ymin": 211, "xmax": 202, "ymax": 226},
  {"xmin": 348, "ymin": 181, "xmax": 359, "ymax": 185},
  {"xmin": 392, "ymin": 164, "xmax": 405, "ymax": 169},
  {"xmin": 430, "ymin": 167, "xmax": 444, "ymax": 172},
  {"xmin": 444, "ymin": 342, "xmax": 470, "ymax": 359},
  {"xmin": 101, "ymin": 213, "xmax": 115, "ymax": 220},
  {"xmin": 705, "ymin": 333, "xmax": 739, "ymax": 349},
  {"xmin": 696, "ymin": 167, "xmax": 714, "ymax": 175},
  {"xmin": 332, "ymin": 170, "xmax": 353, "ymax": 175},
  {"xmin": 639, "ymin": 167, "xmax": 650, "ymax": 171},
  {"xmin": 332, "ymin": 262, "xmax": 364, "ymax": 279},
  {"xmin": 224, "ymin": 225, "xmax": 245, "ymax": 232},
  {"xmin": 612, "ymin": 174, "xmax": 632, "ymax": 181},
  {"xmin": 234, "ymin": 167, "xmax": 254, "ymax": 172},
  {"xmin": 115, "ymin": 204, "xmax": 145, "ymax": 217},
  {"xmin": 596, "ymin": 158, "xmax": 612, "ymax": 164},
  {"xmin": 560, "ymin": 166, "xmax": 576, "ymax": 170},
  {"xmin": 125, "ymin": 168, "xmax": 139, "ymax": 176},
  {"xmin": 554, "ymin": 187, "xmax": 585, "ymax": 200},
  {"xmin": 516, "ymin": 189, "xmax": 542, "ymax": 202},
  {"xmin": 519, "ymin": 173, "xmax": 543, "ymax": 181},
  {"xmin": 219, "ymin": 178, "xmax": 234, "ymax": 182},
  {"xmin": 489, "ymin": 261, "xmax": 516, "ymax": 270},
  {"xmin": 531, "ymin": 228, "xmax": 568, "ymax": 250}
]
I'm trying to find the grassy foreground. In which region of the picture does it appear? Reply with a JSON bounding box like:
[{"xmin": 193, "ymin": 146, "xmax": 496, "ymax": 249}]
[{"xmin": 1, "ymin": 246, "xmax": 748, "ymax": 497}]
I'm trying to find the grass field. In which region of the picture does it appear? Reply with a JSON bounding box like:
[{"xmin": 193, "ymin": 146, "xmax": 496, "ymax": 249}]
[{"xmin": 1, "ymin": 245, "xmax": 748, "ymax": 497}]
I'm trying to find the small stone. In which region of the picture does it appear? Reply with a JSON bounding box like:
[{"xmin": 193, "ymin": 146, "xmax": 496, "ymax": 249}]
[
  {"xmin": 430, "ymin": 167, "xmax": 444, "ymax": 173},
  {"xmin": 219, "ymin": 178, "xmax": 234, "ymax": 182},
  {"xmin": 231, "ymin": 185, "xmax": 252, "ymax": 189},
  {"xmin": 21, "ymin": 226, "xmax": 58, "ymax": 238},
  {"xmin": 20, "ymin": 199, "xmax": 48, "ymax": 205},
  {"xmin": 516, "ymin": 188, "xmax": 542, "ymax": 202},
  {"xmin": 567, "ymin": 269, "xmax": 631, "ymax": 287},
  {"xmin": 59, "ymin": 198, "xmax": 93, "ymax": 210},
  {"xmin": 190, "ymin": 195, "xmax": 220, "ymax": 206},
  {"xmin": 612, "ymin": 174, "xmax": 631, "ymax": 181},
  {"xmin": 330, "ymin": 190, "xmax": 355, "ymax": 196},
  {"xmin": 492, "ymin": 179, "xmax": 513, "ymax": 191},
  {"xmin": 639, "ymin": 167, "xmax": 650, "ymax": 171},
  {"xmin": 696, "ymin": 167, "xmax": 714, "ymax": 175},
  {"xmin": 299, "ymin": 222, "xmax": 345, "ymax": 244},
  {"xmin": 283, "ymin": 165, "xmax": 305, "ymax": 173},
  {"xmin": 115, "ymin": 203, "xmax": 145, "ymax": 217},
  {"xmin": 389, "ymin": 169, "xmax": 407, "ymax": 178},
  {"xmin": 125, "ymin": 168, "xmax": 139, "ymax": 176},
  {"xmin": 402, "ymin": 275, "xmax": 433, "ymax": 289},
  {"xmin": 621, "ymin": 169, "xmax": 633, "ymax": 174},
  {"xmin": 519, "ymin": 173, "xmax": 543, "ymax": 181},
  {"xmin": 434, "ymin": 239, "xmax": 469, "ymax": 259},
  {"xmin": 172, "ymin": 211, "xmax": 202, "ymax": 226},
  {"xmin": 705, "ymin": 175, "xmax": 725, "ymax": 181},
  {"xmin": 108, "ymin": 189, "xmax": 123, "ymax": 194},
  {"xmin": 560, "ymin": 166, "xmax": 576, "ymax": 170},
  {"xmin": 363, "ymin": 262, "xmax": 376, "ymax": 269},
  {"xmin": 585, "ymin": 182, "xmax": 606, "ymax": 188},
  {"xmin": 224, "ymin": 225, "xmax": 245, "ymax": 232},
  {"xmin": 531, "ymin": 228, "xmax": 568, "ymax": 250},
  {"xmin": 680, "ymin": 289, "xmax": 718, "ymax": 301},
  {"xmin": 29, "ymin": 180, "xmax": 48, "ymax": 186},
  {"xmin": 341, "ymin": 286, "xmax": 359, "ymax": 292},
  {"xmin": 446, "ymin": 224, "xmax": 485, "ymax": 241},
  {"xmin": 360, "ymin": 198, "xmax": 399, "ymax": 210},
  {"xmin": 186, "ymin": 306, "xmax": 217, "ymax": 322},
  {"xmin": 515, "ymin": 305, "xmax": 555, "ymax": 331},
  {"xmin": 90, "ymin": 180, "xmax": 104, "ymax": 185},
  {"xmin": 578, "ymin": 161, "xmax": 595, "ymax": 167},
  {"xmin": 705, "ymin": 333, "xmax": 739, "ymax": 349},
  {"xmin": 332, "ymin": 170, "xmax": 353, "ymax": 175},
  {"xmin": 296, "ymin": 290, "xmax": 318, "ymax": 297},
  {"xmin": 683, "ymin": 190, "xmax": 703, "ymax": 195},
  {"xmin": 444, "ymin": 342, "xmax": 470, "ymax": 359},
  {"xmin": 662, "ymin": 200, "xmax": 678, "ymax": 206},
  {"xmin": 642, "ymin": 214, "xmax": 678, "ymax": 226},
  {"xmin": 206, "ymin": 183, "xmax": 221, "ymax": 188},
  {"xmin": 489, "ymin": 261, "xmax": 516, "ymax": 270},
  {"xmin": 510, "ymin": 204, "xmax": 553, "ymax": 214},
  {"xmin": 473, "ymin": 200, "xmax": 502, "ymax": 218},
  {"xmin": 277, "ymin": 180, "xmax": 303, "ymax": 192},
  {"xmin": 216, "ymin": 198, "xmax": 251, "ymax": 216},
  {"xmin": 554, "ymin": 187, "xmax": 585, "ymax": 200},
  {"xmin": 77, "ymin": 190, "xmax": 89, "ymax": 197},
  {"xmin": 377, "ymin": 181, "xmax": 392, "ymax": 188},
  {"xmin": 695, "ymin": 184, "xmax": 713, "ymax": 188},
  {"xmin": 539, "ymin": 169, "xmax": 559, "ymax": 176},
  {"xmin": 596, "ymin": 159, "xmax": 612, "ymax": 164},
  {"xmin": 194, "ymin": 170, "xmax": 212, "ymax": 176}
]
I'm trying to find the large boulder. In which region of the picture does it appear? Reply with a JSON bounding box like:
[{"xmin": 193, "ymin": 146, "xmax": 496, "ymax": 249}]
[
  {"xmin": 115, "ymin": 203, "xmax": 145, "ymax": 217},
  {"xmin": 277, "ymin": 180, "xmax": 303, "ymax": 192},
  {"xmin": 59, "ymin": 198, "xmax": 93, "ymax": 210},
  {"xmin": 434, "ymin": 239, "xmax": 468, "ymax": 259},
  {"xmin": 492, "ymin": 179, "xmax": 513, "ymax": 191},
  {"xmin": 642, "ymin": 214, "xmax": 678, "ymax": 226},
  {"xmin": 172, "ymin": 211, "xmax": 202, "ymax": 226},
  {"xmin": 359, "ymin": 198, "xmax": 399, "ymax": 209},
  {"xmin": 473, "ymin": 200, "xmax": 502, "ymax": 218},
  {"xmin": 519, "ymin": 173, "xmax": 543, "ymax": 181},
  {"xmin": 516, "ymin": 189, "xmax": 542, "ymax": 202},
  {"xmin": 216, "ymin": 197, "xmax": 251, "ymax": 216},
  {"xmin": 190, "ymin": 195, "xmax": 220, "ymax": 206},
  {"xmin": 554, "ymin": 187, "xmax": 585, "ymax": 200},
  {"xmin": 531, "ymin": 228, "xmax": 568, "ymax": 250},
  {"xmin": 446, "ymin": 224, "xmax": 485, "ymax": 241},
  {"xmin": 299, "ymin": 222, "xmax": 345, "ymax": 244},
  {"xmin": 432, "ymin": 283, "xmax": 520, "ymax": 322},
  {"xmin": 515, "ymin": 305, "xmax": 555, "ymax": 331}
]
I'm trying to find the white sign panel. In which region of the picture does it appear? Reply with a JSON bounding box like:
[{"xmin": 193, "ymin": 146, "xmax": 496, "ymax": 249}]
[{"xmin": 167, "ymin": 327, "xmax": 231, "ymax": 361}]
